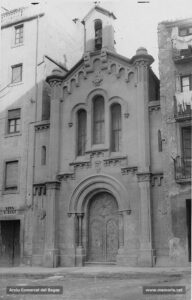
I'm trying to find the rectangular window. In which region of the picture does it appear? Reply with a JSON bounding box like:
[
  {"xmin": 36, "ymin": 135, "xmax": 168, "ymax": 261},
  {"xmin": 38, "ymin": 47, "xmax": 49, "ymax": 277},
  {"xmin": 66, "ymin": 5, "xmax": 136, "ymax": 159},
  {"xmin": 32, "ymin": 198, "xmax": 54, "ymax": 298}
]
[
  {"xmin": 11, "ymin": 64, "xmax": 22, "ymax": 83},
  {"xmin": 8, "ymin": 109, "xmax": 21, "ymax": 134},
  {"xmin": 179, "ymin": 26, "xmax": 192, "ymax": 37},
  {"xmin": 5, "ymin": 161, "xmax": 18, "ymax": 190},
  {"xmin": 181, "ymin": 75, "xmax": 192, "ymax": 92},
  {"xmin": 15, "ymin": 24, "xmax": 23, "ymax": 44}
]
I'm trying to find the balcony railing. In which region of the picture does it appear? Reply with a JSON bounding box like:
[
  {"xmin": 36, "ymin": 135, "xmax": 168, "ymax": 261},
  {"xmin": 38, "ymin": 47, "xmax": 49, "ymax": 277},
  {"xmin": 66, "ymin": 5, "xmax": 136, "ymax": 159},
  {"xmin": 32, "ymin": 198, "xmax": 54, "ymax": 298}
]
[
  {"xmin": 174, "ymin": 156, "xmax": 191, "ymax": 183},
  {"xmin": 173, "ymin": 47, "xmax": 192, "ymax": 63},
  {"xmin": 174, "ymin": 93, "xmax": 192, "ymax": 121}
]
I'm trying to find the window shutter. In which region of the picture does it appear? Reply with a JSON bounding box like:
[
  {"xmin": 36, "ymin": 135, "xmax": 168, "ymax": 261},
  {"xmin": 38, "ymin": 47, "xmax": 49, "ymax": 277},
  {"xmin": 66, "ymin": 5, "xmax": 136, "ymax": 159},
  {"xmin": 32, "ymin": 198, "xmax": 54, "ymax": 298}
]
[
  {"xmin": 8, "ymin": 109, "xmax": 21, "ymax": 119},
  {"xmin": 5, "ymin": 161, "xmax": 18, "ymax": 188}
]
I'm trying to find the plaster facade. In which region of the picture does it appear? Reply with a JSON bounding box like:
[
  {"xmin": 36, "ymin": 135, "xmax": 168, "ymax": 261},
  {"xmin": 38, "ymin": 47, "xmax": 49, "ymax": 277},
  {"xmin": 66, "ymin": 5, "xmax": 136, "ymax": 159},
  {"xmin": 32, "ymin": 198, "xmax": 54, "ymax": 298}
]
[{"xmin": 158, "ymin": 18, "xmax": 191, "ymax": 266}]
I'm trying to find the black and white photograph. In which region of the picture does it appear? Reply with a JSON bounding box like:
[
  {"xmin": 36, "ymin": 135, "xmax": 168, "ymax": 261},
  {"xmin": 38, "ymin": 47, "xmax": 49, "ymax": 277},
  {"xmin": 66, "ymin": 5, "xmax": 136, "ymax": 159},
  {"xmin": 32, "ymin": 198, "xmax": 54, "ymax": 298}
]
[{"xmin": 0, "ymin": 0, "xmax": 191, "ymax": 299}]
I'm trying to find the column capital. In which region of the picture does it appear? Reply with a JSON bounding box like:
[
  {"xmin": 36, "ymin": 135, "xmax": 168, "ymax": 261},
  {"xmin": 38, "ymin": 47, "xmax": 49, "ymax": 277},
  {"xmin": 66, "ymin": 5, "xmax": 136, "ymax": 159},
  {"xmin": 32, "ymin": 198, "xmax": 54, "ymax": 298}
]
[
  {"xmin": 76, "ymin": 213, "xmax": 84, "ymax": 218},
  {"xmin": 136, "ymin": 172, "xmax": 151, "ymax": 182},
  {"xmin": 46, "ymin": 181, "xmax": 61, "ymax": 190}
]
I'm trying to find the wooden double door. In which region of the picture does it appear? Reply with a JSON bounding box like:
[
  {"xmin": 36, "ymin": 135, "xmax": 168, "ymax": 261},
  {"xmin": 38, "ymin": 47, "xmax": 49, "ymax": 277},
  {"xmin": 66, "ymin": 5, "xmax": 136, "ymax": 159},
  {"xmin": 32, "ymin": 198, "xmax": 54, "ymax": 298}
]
[
  {"xmin": 88, "ymin": 192, "xmax": 119, "ymax": 262},
  {"xmin": 0, "ymin": 220, "xmax": 20, "ymax": 267}
]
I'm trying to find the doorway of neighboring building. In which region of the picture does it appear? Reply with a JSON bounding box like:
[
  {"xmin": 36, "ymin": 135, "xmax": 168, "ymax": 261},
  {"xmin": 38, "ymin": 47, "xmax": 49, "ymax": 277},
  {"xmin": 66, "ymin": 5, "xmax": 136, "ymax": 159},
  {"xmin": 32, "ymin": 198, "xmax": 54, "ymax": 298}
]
[
  {"xmin": 0, "ymin": 220, "xmax": 20, "ymax": 267},
  {"xmin": 88, "ymin": 192, "xmax": 119, "ymax": 263},
  {"xmin": 186, "ymin": 200, "xmax": 191, "ymax": 262}
]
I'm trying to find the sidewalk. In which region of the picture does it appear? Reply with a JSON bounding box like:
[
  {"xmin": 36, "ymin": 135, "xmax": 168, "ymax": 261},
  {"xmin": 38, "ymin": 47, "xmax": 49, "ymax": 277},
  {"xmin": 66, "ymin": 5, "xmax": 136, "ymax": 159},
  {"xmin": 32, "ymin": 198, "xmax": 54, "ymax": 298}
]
[{"xmin": 0, "ymin": 265, "xmax": 190, "ymax": 279}]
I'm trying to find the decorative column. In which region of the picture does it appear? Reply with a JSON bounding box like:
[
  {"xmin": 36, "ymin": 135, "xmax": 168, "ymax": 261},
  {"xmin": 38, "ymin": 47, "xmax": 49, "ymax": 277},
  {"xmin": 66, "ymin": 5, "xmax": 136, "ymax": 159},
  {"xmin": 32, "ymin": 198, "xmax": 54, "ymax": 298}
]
[
  {"xmin": 43, "ymin": 71, "xmax": 63, "ymax": 267},
  {"xmin": 43, "ymin": 181, "xmax": 60, "ymax": 267},
  {"xmin": 137, "ymin": 173, "xmax": 154, "ymax": 266},
  {"xmin": 76, "ymin": 213, "xmax": 85, "ymax": 266},
  {"xmin": 132, "ymin": 48, "xmax": 155, "ymax": 266},
  {"xmin": 118, "ymin": 212, "xmax": 124, "ymax": 250}
]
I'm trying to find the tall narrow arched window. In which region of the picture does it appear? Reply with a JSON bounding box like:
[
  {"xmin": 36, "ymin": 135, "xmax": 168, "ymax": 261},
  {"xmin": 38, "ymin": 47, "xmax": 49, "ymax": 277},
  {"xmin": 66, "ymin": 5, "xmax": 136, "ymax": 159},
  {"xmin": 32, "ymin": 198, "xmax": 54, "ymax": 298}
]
[
  {"xmin": 158, "ymin": 130, "xmax": 163, "ymax": 152},
  {"xmin": 94, "ymin": 19, "xmax": 102, "ymax": 50},
  {"xmin": 93, "ymin": 96, "xmax": 105, "ymax": 144},
  {"xmin": 111, "ymin": 103, "xmax": 122, "ymax": 152},
  {"xmin": 41, "ymin": 146, "xmax": 46, "ymax": 165},
  {"xmin": 77, "ymin": 109, "xmax": 87, "ymax": 156}
]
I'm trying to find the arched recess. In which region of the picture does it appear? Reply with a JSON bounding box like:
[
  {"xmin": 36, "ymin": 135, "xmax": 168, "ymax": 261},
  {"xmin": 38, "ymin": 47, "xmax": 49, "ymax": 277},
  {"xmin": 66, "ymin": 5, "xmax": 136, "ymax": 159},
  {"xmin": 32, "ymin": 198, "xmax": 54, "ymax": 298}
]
[
  {"xmin": 69, "ymin": 102, "xmax": 87, "ymax": 125},
  {"xmin": 68, "ymin": 174, "xmax": 131, "ymax": 215}
]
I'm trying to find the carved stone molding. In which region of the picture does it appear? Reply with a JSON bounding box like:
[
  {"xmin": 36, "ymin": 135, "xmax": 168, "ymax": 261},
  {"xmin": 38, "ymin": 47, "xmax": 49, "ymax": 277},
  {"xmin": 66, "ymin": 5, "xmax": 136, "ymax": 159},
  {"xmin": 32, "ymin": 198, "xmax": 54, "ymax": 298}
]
[
  {"xmin": 104, "ymin": 156, "xmax": 127, "ymax": 167},
  {"xmin": 92, "ymin": 70, "xmax": 103, "ymax": 86},
  {"xmin": 70, "ymin": 161, "xmax": 92, "ymax": 170},
  {"xmin": 136, "ymin": 172, "xmax": 151, "ymax": 182},
  {"xmin": 86, "ymin": 149, "xmax": 108, "ymax": 158},
  {"xmin": 151, "ymin": 173, "xmax": 164, "ymax": 187},
  {"xmin": 121, "ymin": 166, "xmax": 138, "ymax": 175},
  {"xmin": 33, "ymin": 184, "xmax": 46, "ymax": 196},
  {"xmin": 46, "ymin": 181, "xmax": 61, "ymax": 190},
  {"xmin": 57, "ymin": 173, "xmax": 75, "ymax": 181},
  {"xmin": 35, "ymin": 123, "xmax": 50, "ymax": 131}
]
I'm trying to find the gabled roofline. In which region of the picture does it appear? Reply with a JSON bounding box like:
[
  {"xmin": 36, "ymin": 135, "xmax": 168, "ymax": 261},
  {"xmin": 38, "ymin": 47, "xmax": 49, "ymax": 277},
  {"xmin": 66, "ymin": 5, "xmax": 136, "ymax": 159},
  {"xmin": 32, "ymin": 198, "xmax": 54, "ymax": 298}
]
[
  {"xmin": 159, "ymin": 17, "xmax": 192, "ymax": 28},
  {"xmin": 82, "ymin": 5, "xmax": 116, "ymax": 23},
  {"xmin": 44, "ymin": 55, "xmax": 68, "ymax": 72}
]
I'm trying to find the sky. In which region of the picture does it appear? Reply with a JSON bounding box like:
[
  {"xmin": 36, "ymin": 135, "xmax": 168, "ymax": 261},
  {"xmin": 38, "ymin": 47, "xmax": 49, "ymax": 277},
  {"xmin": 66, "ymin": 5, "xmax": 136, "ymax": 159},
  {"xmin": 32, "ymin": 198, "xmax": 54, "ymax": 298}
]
[{"xmin": 1, "ymin": 0, "xmax": 192, "ymax": 77}]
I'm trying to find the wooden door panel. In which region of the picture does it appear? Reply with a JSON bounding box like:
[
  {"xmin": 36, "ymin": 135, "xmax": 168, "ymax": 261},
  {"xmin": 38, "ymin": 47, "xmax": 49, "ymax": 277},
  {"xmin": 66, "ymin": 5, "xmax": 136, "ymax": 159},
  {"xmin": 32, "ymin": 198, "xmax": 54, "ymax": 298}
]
[
  {"xmin": 88, "ymin": 192, "xmax": 118, "ymax": 262},
  {"xmin": 0, "ymin": 221, "xmax": 20, "ymax": 267},
  {"xmin": 106, "ymin": 218, "xmax": 118, "ymax": 262},
  {"xmin": 89, "ymin": 219, "xmax": 104, "ymax": 261}
]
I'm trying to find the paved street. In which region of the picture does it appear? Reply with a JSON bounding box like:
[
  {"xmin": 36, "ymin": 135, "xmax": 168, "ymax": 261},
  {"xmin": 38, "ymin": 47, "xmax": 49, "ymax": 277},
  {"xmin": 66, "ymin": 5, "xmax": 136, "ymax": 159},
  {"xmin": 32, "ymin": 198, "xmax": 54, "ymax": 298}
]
[{"xmin": 0, "ymin": 266, "xmax": 190, "ymax": 300}]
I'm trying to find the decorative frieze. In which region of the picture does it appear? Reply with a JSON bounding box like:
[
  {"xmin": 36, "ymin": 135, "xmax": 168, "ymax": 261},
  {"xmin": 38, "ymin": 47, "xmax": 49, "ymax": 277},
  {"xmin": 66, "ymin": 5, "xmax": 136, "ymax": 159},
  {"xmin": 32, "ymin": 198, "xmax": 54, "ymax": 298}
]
[
  {"xmin": 104, "ymin": 156, "xmax": 127, "ymax": 167},
  {"xmin": 86, "ymin": 149, "xmax": 108, "ymax": 158},
  {"xmin": 46, "ymin": 181, "xmax": 61, "ymax": 189},
  {"xmin": 35, "ymin": 123, "xmax": 50, "ymax": 131},
  {"xmin": 70, "ymin": 161, "xmax": 92, "ymax": 169},
  {"xmin": 33, "ymin": 184, "xmax": 46, "ymax": 196},
  {"xmin": 136, "ymin": 172, "xmax": 151, "ymax": 182},
  {"xmin": 121, "ymin": 166, "xmax": 138, "ymax": 175},
  {"xmin": 57, "ymin": 173, "xmax": 75, "ymax": 181}
]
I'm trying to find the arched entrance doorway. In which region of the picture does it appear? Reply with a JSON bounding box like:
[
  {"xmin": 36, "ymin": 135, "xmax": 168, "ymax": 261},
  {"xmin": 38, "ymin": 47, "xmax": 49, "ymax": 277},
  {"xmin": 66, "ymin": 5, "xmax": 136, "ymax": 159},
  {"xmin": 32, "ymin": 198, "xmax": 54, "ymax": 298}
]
[{"xmin": 87, "ymin": 192, "xmax": 119, "ymax": 262}]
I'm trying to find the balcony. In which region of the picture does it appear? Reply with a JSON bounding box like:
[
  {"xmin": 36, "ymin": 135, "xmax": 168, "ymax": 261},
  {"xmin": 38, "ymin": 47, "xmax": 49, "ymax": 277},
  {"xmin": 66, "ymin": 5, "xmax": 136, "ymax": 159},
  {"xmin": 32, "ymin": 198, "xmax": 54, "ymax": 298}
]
[
  {"xmin": 174, "ymin": 92, "xmax": 192, "ymax": 121},
  {"xmin": 174, "ymin": 156, "xmax": 191, "ymax": 183},
  {"xmin": 173, "ymin": 47, "xmax": 192, "ymax": 63}
]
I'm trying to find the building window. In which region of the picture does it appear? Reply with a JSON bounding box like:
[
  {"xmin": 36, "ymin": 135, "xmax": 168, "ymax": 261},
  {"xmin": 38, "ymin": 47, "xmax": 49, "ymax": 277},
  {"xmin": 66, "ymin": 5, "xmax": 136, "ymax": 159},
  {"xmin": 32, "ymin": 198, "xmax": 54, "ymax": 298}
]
[
  {"xmin": 179, "ymin": 26, "xmax": 192, "ymax": 37},
  {"xmin": 7, "ymin": 109, "xmax": 21, "ymax": 134},
  {"xmin": 93, "ymin": 96, "xmax": 105, "ymax": 144},
  {"xmin": 158, "ymin": 130, "xmax": 163, "ymax": 152},
  {"xmin": 15, "ymin": 24, "xmax": 23, "ymax": 44},
  {"xmin": 77, "ymin": 109, "xmax": 87, "ymax": 156},
  {"xmin": 41, "ymin": 146, "xmax": 46, "ymax": 165},
  {"xmin": 11, "ymin": 64, "xmax": 22, "ymax": 83},
  {"xmin": 181, "ymin": 75, "xmax": 192, "ymax": 92},
  {"xmin": 5, "ymin": 161, "xmax": 18, "ymax": 190},
  {"xmin": 95, "ymin": 19, "xmax": 102, "ymax": 50},
  {"xmin": 111, "ymin": 103, "xmax": 122, "ymax": 152}
]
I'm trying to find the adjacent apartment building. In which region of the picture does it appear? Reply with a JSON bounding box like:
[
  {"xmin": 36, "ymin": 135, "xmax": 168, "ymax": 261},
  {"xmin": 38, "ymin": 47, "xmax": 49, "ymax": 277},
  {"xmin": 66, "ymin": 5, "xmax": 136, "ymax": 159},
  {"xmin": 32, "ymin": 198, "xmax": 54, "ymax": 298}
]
[
  {"xmin": 158, "ymin": 18, "xmax": 191, "ymax": 266},
  {"xmin": 0, "ymin": 4, "xmax": 81, "ymax": 266}
]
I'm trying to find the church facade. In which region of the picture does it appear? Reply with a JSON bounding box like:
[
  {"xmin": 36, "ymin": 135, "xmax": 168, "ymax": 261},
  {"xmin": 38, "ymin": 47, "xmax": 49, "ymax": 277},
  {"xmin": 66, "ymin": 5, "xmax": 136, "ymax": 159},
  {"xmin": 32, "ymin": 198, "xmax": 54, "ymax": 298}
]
[{"xmin": 32, "ymin": 6, "xmax": 164, "ymax": 267}]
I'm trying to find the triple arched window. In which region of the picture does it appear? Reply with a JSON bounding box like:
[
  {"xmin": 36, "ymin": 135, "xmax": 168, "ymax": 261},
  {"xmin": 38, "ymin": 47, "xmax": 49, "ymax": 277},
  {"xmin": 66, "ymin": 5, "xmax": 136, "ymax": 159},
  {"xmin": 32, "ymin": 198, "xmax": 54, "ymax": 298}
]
[{"xmin": 76, "ymin": 96, "xmax": 122, "ymax": 156}]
